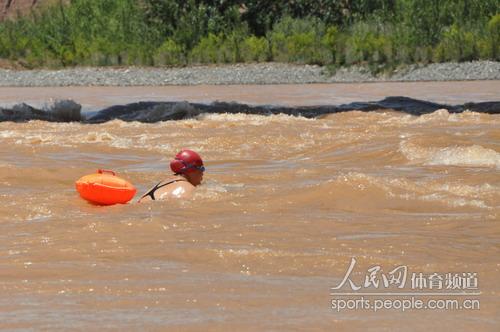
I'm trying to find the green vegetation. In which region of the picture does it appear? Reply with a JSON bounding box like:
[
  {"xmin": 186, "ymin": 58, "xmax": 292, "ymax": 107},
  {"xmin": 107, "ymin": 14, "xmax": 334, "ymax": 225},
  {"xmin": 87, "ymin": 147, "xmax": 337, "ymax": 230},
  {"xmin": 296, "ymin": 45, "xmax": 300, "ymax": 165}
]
[{"xmin": 0, "ymin": 0, "xmax": 498, "ymax": 69}]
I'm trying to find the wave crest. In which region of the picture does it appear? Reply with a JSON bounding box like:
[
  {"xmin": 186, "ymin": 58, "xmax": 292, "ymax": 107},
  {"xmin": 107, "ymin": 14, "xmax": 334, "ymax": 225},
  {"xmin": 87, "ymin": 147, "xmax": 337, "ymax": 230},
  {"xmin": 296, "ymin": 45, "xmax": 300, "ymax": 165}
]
[{"xmin": 399, "ymin": 140, "xmax": 500, "ymax": 168}]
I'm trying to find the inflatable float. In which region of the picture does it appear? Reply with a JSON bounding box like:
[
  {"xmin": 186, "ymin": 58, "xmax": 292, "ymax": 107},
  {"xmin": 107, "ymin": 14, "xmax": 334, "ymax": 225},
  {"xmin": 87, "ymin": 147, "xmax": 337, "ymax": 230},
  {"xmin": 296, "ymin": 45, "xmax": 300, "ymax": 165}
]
[{"xmin": 76, "ymin": 169, "xmax": 136, "ymax": 205}]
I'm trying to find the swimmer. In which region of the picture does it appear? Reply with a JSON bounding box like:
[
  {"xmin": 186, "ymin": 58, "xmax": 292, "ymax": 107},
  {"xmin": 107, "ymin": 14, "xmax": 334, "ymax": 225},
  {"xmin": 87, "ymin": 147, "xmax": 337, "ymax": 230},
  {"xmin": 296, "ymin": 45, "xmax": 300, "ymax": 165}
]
[{"xmin": 138, "ymin": 149, "xmax": 204, "ymax": 202}]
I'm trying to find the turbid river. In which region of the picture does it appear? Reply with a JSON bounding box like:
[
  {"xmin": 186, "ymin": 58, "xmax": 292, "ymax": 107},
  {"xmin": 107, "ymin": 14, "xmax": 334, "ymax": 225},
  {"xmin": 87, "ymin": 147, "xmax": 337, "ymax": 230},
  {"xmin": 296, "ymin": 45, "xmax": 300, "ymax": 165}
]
[{"xmin": 0, "ymin": 81, "xmax": 499, "ymax": 330}]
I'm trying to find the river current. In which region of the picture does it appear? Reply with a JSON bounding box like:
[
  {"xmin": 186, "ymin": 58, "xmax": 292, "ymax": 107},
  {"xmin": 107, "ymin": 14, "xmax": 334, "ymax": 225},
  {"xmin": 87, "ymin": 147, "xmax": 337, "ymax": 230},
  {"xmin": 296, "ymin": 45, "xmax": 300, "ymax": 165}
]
[{"xmin": 0, "ymin": 82, "xmax": 499, "ymax": 330}]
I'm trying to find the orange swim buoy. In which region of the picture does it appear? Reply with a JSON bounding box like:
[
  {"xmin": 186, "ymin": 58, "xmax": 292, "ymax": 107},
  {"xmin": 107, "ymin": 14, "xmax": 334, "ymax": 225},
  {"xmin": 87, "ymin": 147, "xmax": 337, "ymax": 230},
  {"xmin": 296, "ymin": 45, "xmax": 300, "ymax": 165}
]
[{"xmin": 75, "ymin": 169, "xmax": 136, "ymax": 205}]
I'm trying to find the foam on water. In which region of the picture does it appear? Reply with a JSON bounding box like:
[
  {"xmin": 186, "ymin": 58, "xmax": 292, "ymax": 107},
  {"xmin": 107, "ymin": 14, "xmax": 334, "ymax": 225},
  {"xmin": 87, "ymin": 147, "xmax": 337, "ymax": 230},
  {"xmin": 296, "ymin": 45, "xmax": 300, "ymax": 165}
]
[
  {"xmin": 335, "ymin": 171, "xmax": 495, "ymax": 210},
  {"xmin": 399, "ymin": 140, "xmax": 500, "ymax": 168},
  {"xmin": 196, "ymin": 112, "xmax": 315, "ymax": 124}
]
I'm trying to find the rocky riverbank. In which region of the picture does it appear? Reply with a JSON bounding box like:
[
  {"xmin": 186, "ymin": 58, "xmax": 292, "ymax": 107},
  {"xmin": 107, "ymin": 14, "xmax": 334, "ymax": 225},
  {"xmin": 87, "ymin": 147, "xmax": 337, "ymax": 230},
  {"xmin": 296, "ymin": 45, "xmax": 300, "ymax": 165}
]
[{"xmin": 0, "ymin": 61, "xmax": 499, "ymax": 86}]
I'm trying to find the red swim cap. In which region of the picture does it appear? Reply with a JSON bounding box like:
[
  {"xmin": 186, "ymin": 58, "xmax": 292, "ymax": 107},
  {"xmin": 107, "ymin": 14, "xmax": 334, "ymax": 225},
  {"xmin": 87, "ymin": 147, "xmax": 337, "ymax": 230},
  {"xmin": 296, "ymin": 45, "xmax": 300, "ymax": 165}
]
[{"xmin": 170, "ymin": 149, "xmax": 204, "ymax": 174}]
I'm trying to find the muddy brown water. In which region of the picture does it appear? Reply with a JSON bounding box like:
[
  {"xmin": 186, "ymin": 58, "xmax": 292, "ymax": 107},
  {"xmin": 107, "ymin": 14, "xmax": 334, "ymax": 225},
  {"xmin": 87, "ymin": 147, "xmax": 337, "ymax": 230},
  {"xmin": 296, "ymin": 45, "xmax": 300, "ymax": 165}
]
[{"xmin": 0, "ymin": 82, "xmax": 499, "ymax": 330}]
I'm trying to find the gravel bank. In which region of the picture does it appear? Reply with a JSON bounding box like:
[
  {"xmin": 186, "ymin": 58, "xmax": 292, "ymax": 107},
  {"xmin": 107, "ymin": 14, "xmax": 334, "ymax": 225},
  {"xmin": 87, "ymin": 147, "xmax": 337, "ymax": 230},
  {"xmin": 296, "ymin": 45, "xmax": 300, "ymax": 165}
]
[{"xmin": 0, "ymin": 61, "xmax": 499, "ymax": 86}]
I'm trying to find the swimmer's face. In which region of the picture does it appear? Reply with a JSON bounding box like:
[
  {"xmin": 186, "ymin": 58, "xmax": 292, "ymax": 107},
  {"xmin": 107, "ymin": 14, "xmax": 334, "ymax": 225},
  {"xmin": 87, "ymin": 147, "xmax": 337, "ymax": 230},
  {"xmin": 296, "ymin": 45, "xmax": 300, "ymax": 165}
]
[{"xmin": 185, "ymin": 169, "xmax": 203, "ymax": 186}]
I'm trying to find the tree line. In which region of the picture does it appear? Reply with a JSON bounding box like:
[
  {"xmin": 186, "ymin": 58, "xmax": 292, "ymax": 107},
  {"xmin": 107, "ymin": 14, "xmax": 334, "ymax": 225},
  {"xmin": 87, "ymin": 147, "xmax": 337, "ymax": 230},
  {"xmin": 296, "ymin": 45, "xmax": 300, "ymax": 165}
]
[{"xmin": 0, "ymin": 0, "xmax": 498, "ymax": 70}]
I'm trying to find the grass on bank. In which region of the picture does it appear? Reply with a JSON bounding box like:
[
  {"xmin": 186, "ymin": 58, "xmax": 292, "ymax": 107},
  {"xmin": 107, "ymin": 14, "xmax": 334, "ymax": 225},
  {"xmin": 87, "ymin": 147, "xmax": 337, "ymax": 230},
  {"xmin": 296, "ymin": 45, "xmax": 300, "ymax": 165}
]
[{"xmin": 0, "ymin": 0, "xmax": 498, "ymax": 71}]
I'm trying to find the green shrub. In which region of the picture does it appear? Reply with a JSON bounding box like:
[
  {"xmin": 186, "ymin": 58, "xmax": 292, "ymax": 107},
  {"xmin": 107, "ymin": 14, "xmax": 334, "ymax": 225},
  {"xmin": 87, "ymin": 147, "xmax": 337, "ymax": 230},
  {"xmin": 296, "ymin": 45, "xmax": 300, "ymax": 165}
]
[
  {"xmin": 413, "ymin": 46, "xmax": 432, "ymax": 64},
  {"xmin": 241, "ymin": 36, "xmax": 269, "ymax": 62},
  {"xmin": 0, "ymin": 0, "xmax": 155, "ymax": 66},
  {"xmin": 487, "ymin": 14, "xmax": 500, "ymax": 59},
  {"xmin": 345, "ymin": 22, "xmax": 390, "ymax": 64},
  {"xmin": 286, "ymin": 32, "xmax": 316, "ymax": 63},
  {"xmin": 322, "ymin": 26, "xmax": 339, "ymax": 63},
  {"xmin": 154, "ymin": 39, "xmax": 184, "ymax": 66},
  {"xmin": 189, "ymin": 30, "xmax": 249, "ymax": 64},
  {"xmin": 476, "ymin": 38, "xmax": 491, "ymax": 59},
  {"xmin": 433, "ymin": 43, "xmax": 446, "ymax": 63},
  {"xmin": 268, "ymin": 16, "xmax": 329, "ymax": 64},
  {"xmin": 190, "ymin": 33, "xmax": 224, "ymax": 63},
  {"xmin": 222, "ymin": 28, "xmax": 249, "ymax": 63},
  {"xmin": 435, "ymin": 24, "xmax": 480, "ymax": 62}
]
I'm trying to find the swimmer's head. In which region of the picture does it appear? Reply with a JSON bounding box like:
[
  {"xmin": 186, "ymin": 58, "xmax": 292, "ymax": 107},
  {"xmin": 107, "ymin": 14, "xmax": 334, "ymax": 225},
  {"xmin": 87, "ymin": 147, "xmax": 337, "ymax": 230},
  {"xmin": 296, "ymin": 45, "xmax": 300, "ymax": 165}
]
[{"xmin": 170, "ymin": 149, "xmax": 204, "ymax": 186}]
